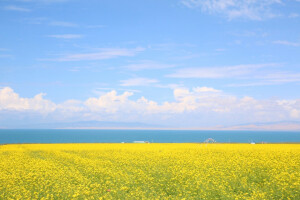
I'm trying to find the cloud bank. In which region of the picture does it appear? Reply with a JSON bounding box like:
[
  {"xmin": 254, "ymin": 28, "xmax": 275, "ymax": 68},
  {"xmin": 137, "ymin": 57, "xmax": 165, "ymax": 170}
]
[{"xmin": 1, "ymin": 87, "xmax": 300, "ymax": 128}]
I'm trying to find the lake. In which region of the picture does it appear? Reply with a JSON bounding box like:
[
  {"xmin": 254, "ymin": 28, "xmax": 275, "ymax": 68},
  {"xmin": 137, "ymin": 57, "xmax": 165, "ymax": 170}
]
[{"xmin": 0, "ymin": 129, "xmax": 300, "ymax": 144}]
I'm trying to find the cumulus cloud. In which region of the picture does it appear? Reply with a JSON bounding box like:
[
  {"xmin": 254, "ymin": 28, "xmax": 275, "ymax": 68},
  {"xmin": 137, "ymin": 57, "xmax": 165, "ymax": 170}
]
[
  {"xmin": 85, "ymin": 90, "xmax": 134, "ymax": 113},
  {"xmin": 193, "ymin": 87, "xmax": 221, "ymax": 93},
  {"xmin": 181, "ymin": 0, "xmax": 282, "ymax": 20},
  {"xmin": 1, "ymin": 87, "xmax": 300, "ymax": 127},
  {"xmin": 0, "ymin": 87, "xmax": 56, "ymax": 113}
]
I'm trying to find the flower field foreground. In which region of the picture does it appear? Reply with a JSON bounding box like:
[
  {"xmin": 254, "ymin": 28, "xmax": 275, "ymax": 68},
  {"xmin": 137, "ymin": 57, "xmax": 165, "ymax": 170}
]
[{"xmin": 0, "ymin": 143, "xmax": 299, "ymax": 199}]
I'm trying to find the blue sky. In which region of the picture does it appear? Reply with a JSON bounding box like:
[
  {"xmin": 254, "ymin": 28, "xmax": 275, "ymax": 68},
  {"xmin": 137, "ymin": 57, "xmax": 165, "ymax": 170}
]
[{"xmin": 1, "ymin": 0, "xmax": 300, "ymax": 129}]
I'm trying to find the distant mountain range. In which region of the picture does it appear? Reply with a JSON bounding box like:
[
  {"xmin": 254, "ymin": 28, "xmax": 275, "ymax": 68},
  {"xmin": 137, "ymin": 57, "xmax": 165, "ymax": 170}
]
[
  {"xmin": 222, "ymin": 121, "xmax": 300, "ymax": 131},
  {"xmin": 1, "ymin": 120, "xmax": 299, "ymax": 131}
]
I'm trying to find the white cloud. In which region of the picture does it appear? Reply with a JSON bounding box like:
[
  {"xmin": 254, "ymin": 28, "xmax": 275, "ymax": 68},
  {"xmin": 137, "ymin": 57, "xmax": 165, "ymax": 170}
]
[
  {"xmin": 227, "ymin": 72, "xmax": 300, "ymax": 87},
  {"xmin": 273, "ymin": 40, "xmax": 300, "ymax": 47},
  {"xmin": 1, "ymin": 87, "xmax": 300, "ymax": 127},
  {"xmin": 193, "ymin": 87, "xmax": 221, "ymax": 92},
  {"xmin": 123, "ymin": 61, "xmax": 176, "ymax": 71},
  {"xmin": 167, "ymin": 64, "xmax": 274, "ymax": 78},
  {"xmin": 289, "ymin": 13, "xmax": 299, "ymax": 18},
  {"xmin": 85, "ymin": 90, "xmax": 134, "ymax": 113},
  {"xmin": 49, "ymin": 21, "xmax": 78, "ymax": 27},
  {"xmin": 50, "ymin": 47, "xmax": 144, "ymax": 61},
  {"xmin": 154, "ymin": 83, "xmax": 184, "ymax": 89},
  {"xmin": 228, "ymin": 30, "xmax": 268, "ymax": 37},
  {"xmin": 181, "ymin": 0, "xmax": 282, "ymax": 20},
  {"xmin": 57, "ymin": 100, "xmax": 84, "ymax": 112},
  {"xmin": 47, "ymin": 34, "xmax": 83, "ymax": 39},
  {"xmin": 257, "ymin": 72, "xmax": 300, "ymax": 83},
  {"xmin": 172, "ymin": 87, "xmax": 234, "ymax": 112},
  {"xmin": 120, "ymin": 78, "xmax": 159, "ymax": 86},
  {"xmin": 4, "ymin": 5, "xmax": 31, "ymax": 12},
  {"xmin": 0, "ymin": 87, "xmax": 56, "ymax": 113},
  {"xmin": 168, "ymin": 63, "xmax": 300, "ymax": 87}
]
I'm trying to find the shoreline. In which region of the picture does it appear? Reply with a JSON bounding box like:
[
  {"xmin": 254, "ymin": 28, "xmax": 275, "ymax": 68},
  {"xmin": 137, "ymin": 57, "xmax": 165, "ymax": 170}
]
[{"xmin": 1, "ymin": 142, "xmax": 300, "ymax": 145}]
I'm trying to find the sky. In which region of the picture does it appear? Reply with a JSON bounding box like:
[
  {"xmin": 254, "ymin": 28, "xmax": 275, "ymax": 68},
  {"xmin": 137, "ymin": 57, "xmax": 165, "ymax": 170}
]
[{"xmin": 1, "ymin": 0, "xmax": 300, "ymax": 129}]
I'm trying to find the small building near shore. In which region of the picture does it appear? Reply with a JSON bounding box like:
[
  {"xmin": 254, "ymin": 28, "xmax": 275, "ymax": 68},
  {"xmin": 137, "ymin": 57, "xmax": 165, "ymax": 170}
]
[
  {"xmin": 133, "ymin": 141, "xmax": 149, "ymax": 143},
  {"xmin": 204, "ymin": 138, "xmax": 216, "ymax": 143}
]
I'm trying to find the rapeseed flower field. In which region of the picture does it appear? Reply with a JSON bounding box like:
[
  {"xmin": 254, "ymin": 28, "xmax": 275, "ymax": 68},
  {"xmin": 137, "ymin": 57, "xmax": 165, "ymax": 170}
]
[{"xmin": 0, "ymin": 143, "xmax": 299, "ymax": 199}]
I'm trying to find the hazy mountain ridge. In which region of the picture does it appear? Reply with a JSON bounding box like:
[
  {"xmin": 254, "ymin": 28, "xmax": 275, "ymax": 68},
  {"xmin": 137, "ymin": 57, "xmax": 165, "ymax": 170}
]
[{"xmin": 1, "ymin": 121, "xmax": 299, "ymax": 131}]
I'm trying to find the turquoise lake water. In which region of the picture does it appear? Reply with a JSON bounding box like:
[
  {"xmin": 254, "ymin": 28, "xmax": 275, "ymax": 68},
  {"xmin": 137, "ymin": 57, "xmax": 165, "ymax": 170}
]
[{"xmin": 0, "ymin": 129, "xmax": 299, "ymax": 144}]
